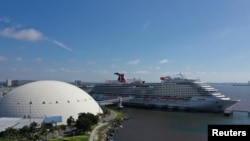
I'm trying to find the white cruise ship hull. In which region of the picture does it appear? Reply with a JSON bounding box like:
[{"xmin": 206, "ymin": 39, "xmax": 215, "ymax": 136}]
[
  {"xmin": 89, "ymin": 73, "xmax": 239, "ymax": 113},
  {"xmin": 91, "ymin": 93, "xmax": 238, "ymax": 113}
]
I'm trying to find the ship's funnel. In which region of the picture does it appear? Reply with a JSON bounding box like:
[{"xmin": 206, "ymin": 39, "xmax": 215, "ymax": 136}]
[{"xmin": 114, "ymin": 72, "xmax": 127, "ymax": 83}]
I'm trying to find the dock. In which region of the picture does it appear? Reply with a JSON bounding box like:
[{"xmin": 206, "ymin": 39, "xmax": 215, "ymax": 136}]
[{"xmin": 224, "ymin": 109, "xmax": 250, "ymax": 117}]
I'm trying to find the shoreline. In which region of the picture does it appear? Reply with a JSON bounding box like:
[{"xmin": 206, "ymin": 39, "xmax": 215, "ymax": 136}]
[{"xmin": 89, "ymin": 108, "xmax": 129, "ymax": 141}]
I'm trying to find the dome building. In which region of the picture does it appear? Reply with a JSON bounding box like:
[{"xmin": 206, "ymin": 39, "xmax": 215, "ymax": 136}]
[{"xmin": 0, "ymin": 80, "xmax": 103, "ymax": 125}]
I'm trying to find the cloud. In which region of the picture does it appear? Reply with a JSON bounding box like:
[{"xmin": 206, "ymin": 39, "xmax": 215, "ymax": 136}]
[
  {"xmin": 159, "ymin": 59, "xmax": 168, "ymax": 64},
  {"xmin": 0, "ymin": 17, "xmax": 10, "ymax": 23},
  {"xmin": 52, "ymin": 40, "xmax": 72, "ymax": 51},
  {"xmin": 34, "ymin": 57, "xmax": 42, "ymax": 62},
  {"xmin": 0, "ymin": 27, "xmax": 43, "ymax": 42},
  {"xmin": 111, "ymin": 58, "xmax": 122, "ymax": 62},
  {"xmin": 128, "ymin": 59, "xmax": 140, "ymax": 65},
  {"xmin": 134, "ymin": 71, "xmax": 150, "ymax": 75},
  {"xmin": 155, "ymin": 67, "xmax": 161, "ymax": 70},
  {"xmin": 16, "ymin": 57, "xmax": 23, "ymax": 62},
  {"xmin": 0, "ymin": 18, "xmax": 72, "ymax": 52},
  {"xmin": 44, "ymin": 68, "xmax": 57, "ymax": 73},
  {"xmin": 86, "ymin": 60, "xmax": 97, "ymax": 65},
  {"xmin": 149, "ymin": 65, "xmax": 161, "ymax": 70},
  {"xmin": 92, "ymin": 70, "xmax": 109, "ymax": 74},
  {"xmin": 60, "ymin": 68, "xmax": 84, "ymax": 73},
  {"xmin": 0, "ymin": 56, "xmax": 7, "ymax": 61}
]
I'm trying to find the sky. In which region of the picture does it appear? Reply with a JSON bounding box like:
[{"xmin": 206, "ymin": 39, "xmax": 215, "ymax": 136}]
[{"xmin": 1, "ymin": 0, "xmax": 250, "ymax": 83}]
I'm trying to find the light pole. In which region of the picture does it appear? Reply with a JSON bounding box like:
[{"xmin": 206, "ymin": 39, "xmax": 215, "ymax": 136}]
[
  {"xmin": 29, "ymin": 99, "xmax": 32, "ymax": 123},
  {"xmin": 46, "ymin": 129, "xmax": 50, "ymax": 141}
]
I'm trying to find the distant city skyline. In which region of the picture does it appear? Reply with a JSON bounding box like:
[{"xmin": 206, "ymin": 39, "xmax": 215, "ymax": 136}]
[{"xmin": 1, "ymin": 0, "xmax": 250, "ymax": 83}]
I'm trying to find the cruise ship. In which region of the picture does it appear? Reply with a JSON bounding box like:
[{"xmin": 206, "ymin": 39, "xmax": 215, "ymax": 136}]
[{"xmin": 89, "ymin": 72, "xmax": 239, "ymax": 113}]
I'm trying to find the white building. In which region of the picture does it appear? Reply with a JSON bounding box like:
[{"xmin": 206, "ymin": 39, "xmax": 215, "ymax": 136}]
[
  {"xmin": 0, "ymin": 80, "xmax": 103, "ymax": 126},
  {"xmin": 6, "ymin": 79, "xmax": 12, "ymax": 87}
]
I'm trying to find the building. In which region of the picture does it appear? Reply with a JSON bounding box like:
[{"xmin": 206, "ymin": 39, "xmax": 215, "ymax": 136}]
[
  {"xmin": 11, "ymin": 80, "xmax": 20, "ymax": 86},
  {"xmin": 6, "ymin": 79, "xmax": 12, "ymax": 87},
  {"xmin": 74, "ymin": 80, "xmax": 82, "ymax": 86},
  {"xmin": 0, "ymin": 80, "xmax": 103, "ymax": 127}
]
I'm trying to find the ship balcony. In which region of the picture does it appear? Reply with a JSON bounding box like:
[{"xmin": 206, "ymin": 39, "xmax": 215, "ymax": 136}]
[
  {"xmin": 212, "ymin": 93, "xmax": 222, "ymax": 96},
  {"xmin": 220, "ymin": 97, "xmax": 231, "ymax": 100},
  {"xmin": 215, "ymin": 95, "xmax": 226, "ymax": 98}
]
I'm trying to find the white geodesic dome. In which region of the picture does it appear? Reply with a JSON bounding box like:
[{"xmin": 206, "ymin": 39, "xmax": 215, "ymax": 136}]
[{"xmin": 0, "ymin": 80, "xmax": 102, "ymax": 124}]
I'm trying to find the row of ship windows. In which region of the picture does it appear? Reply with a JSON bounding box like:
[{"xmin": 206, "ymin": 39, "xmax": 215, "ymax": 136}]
[
  {"xmin": 102, "ymin": 90, "xmax": 199, "ymax": 95},
  {"xmin": 158, "ymin": 92, "xmax": 200, "ymax": 95},
  {"xmin": 161, "ymin": 88, "xmax": 198, "ymax": 91},
  {"xmin": 159, "ymin": 90, "xmax": 198, "ymax": 92},
  {"xmin": 158, "ymin": 88, "xmax": 198, "ymax": 91},
  {"xmin": 99, "ymin": 85, "xmax": 196, "ymax": 90},
  {"xmin": 16, "ymin": 99, "xmax": 91, "ymax": 105},
  {"xmin": 162, "ymin": 85, "xmax": 195, "ymax": 88}
]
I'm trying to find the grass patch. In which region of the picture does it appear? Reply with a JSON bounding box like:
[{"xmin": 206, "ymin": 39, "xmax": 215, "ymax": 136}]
[{"xmin": 49, "ymin": 135, "xmax": 89, "ymax": 141}]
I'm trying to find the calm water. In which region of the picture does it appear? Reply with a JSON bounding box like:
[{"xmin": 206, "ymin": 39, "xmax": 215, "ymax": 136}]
[{"xmin": 113, "ymin": 83, "xmax": 250, "ymax": 141}]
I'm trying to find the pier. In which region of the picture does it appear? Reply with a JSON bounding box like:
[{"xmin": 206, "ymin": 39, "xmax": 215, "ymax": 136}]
[{"xmin": 224, "ymin": 109, "xmax": 250, "ymax": 117}]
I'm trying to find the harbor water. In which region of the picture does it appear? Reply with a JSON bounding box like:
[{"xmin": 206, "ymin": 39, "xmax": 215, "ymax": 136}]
[{"xmin": 112, "ymin": 83, "xmax": 250, "ymax": 141}]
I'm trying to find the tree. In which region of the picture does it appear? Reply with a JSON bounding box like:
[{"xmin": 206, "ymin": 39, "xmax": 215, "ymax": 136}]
[
  {"xmin": 4, "ymin": 127, "xmax": 18, "ymax": 140},
  {"xmin": 39, "ymin": 123, "xmax": 50, "ymax": 141},
  {"xmin": 19, "ymin": 125, "xmax": 30, "ymax": 139},
  {"xmin": 29, "ymin": 121, "xmax": 38, "ymax": 133},
  {"xmin": 76, "ymin": 115, "xmax": 91, "ymax": 131},
  {"xmin": 102, "ymin": 106, "xmax": 111, "ymax": 115},
  {"xmin": 75, "ymin": 113, "xmax": 98, "ymax": 132},
  {"xmin": 67, "ymin": 116, "xmax": 75, "ymax": 130}
]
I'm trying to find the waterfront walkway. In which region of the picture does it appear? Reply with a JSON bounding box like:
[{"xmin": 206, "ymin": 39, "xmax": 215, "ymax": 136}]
[{"xmin": 89, "ymin": 110, "xmax": 117, "ymax": 141}]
